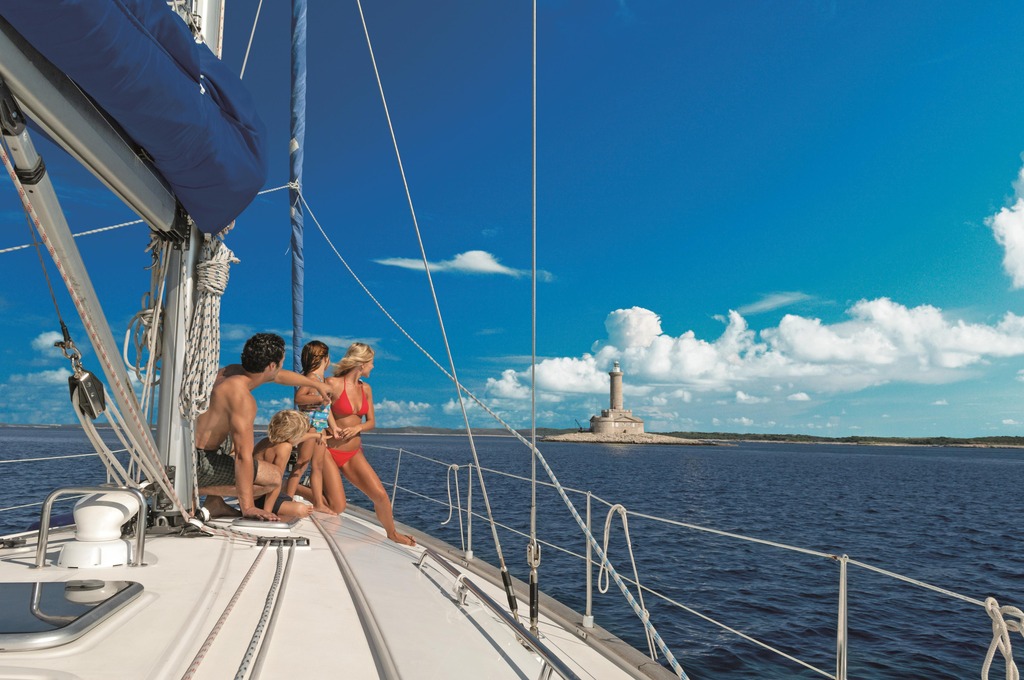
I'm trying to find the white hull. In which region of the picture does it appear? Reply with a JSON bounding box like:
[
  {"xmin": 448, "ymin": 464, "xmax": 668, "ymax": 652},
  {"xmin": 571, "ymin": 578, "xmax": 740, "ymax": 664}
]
[{"xmin": 0, "ymin": 507, "xmax": 671, "ymax": 679}]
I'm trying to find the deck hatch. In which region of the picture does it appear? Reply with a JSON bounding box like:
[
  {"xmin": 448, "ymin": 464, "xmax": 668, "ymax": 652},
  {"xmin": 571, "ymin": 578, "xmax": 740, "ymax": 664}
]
[{"xmin": 0, "ymin": 580, "xmax": 142, "ymax": 651}]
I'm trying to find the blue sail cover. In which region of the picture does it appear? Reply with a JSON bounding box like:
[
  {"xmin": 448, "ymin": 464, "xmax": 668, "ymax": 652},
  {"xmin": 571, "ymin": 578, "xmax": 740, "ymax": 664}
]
[{"xmin": 0, "ymin": 0, "xmax": 267, "ymax": 234}]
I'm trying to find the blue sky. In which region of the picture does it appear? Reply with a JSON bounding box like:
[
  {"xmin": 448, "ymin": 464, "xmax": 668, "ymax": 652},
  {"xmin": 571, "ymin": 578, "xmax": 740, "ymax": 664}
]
[{"xmin": 5, "ymin": 1, "xmax": 1024, "ymax": 437}]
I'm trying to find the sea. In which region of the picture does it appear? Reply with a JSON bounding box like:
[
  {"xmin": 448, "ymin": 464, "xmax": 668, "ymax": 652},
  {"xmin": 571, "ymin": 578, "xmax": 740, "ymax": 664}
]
[{"xmin": 1, "ymin": 426, "xmax": 1021, "ymax": 680}]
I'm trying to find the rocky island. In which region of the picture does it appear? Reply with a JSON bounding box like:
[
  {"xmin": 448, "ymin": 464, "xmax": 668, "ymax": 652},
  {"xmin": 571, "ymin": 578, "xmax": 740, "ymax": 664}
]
[
  {"xmin": 545, "ymin": 361, "xmax": 711, "ymax": 445},
  {"xmin": 543, "ymin": 431, "xmax": 710, "ymax": 445}
]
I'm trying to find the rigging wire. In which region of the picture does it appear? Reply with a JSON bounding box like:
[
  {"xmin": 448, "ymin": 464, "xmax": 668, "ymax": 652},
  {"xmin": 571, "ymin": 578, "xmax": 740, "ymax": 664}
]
[
  {"xmin": 527, "ymin": 0, "xmax": 542, "ymax": 637},
  {"xmin": 239, "ymin": 0, "xmax": 264, "ymax": 80},
  {"xmin": 300, "ymin": 186, "xmax": 687, "ymax": 677},
  {"xmin": 351, "ymin": 0, "xmax": 521, "ymax": 621},
  {"xmin": 0, "ymin": 185, "xmax": 290, "ymax": 258},
  {"xmin": 0, "ymin": 218, "xmax": 145, "ymax": 255}
]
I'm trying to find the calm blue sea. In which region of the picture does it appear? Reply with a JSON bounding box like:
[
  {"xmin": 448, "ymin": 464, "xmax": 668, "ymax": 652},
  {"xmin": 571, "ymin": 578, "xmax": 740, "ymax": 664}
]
[{"xmin": 2, "ymin": 427, "xmax": 1021, "ymax": 679}]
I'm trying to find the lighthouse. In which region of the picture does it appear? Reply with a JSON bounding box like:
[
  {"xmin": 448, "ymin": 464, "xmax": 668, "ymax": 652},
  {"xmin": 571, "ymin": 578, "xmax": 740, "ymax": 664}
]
[
  {"xmin": 609, "ymin": 361, "xmax": 624, "ymax": 410},
  {"xmin": 589, "ymin": 361, "xmax": 645, "ymax": 435}
]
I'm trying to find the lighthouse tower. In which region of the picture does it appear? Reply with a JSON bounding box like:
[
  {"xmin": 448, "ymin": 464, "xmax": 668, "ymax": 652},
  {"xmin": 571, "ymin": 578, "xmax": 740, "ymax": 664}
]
[{"xmin": 589, "ymin": 361, "xmax": 645, "ymax": 435}]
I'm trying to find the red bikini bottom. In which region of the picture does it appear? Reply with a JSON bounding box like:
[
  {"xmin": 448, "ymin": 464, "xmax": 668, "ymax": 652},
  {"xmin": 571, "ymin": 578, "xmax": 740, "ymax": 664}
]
[{"xmin": 329, "ymin": 447, "xmax": 361, "ymax": 468}]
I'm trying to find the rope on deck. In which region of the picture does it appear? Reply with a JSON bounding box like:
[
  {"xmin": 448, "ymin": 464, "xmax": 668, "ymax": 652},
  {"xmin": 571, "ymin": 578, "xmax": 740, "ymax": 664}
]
[{"xmin": 180, "ymin": 543, "xmax": 269, "ymax": 680}]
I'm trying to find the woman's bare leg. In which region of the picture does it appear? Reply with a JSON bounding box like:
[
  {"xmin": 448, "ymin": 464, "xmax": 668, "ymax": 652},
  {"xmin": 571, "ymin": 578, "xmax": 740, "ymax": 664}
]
[
  {"xmin": 312, "ymin": 444, "xmax": 346, "ymax": 514},
  {"xmin": 341, "ymin": 453, "xmax": 414, "ymax": 546}
]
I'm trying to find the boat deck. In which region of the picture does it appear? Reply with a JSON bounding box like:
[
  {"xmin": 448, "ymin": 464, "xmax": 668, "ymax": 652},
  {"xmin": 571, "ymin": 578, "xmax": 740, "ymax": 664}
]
[{"xmin": 0, "ymin": 511, "xmax": 672, "ymax": 679}]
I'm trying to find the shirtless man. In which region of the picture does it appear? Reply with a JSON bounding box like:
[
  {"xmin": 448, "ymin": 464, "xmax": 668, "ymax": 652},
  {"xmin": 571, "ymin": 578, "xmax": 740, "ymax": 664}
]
[{"xmin": 194, "ymin": 333, "xmax": 332, "ymax": 520}]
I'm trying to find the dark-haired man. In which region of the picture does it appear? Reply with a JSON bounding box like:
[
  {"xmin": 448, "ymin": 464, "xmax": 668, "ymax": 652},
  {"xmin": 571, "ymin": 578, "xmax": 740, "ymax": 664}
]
[{"xmin": 194, "ymin": 333, "xmax": 332, "ymax": 520}]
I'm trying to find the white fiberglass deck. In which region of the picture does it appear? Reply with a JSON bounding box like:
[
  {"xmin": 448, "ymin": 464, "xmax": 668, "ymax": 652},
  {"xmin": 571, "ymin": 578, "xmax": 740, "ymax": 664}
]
[{"xmin": 0, "ymin": 510, "xmax": 671, "ymax": 680}]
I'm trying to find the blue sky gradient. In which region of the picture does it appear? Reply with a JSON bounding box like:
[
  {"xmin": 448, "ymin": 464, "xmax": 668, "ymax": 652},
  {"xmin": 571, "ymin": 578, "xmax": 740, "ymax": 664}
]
[{"xmin": 5, "ymin": 1, "xmax": 1024, "ymax": 436}]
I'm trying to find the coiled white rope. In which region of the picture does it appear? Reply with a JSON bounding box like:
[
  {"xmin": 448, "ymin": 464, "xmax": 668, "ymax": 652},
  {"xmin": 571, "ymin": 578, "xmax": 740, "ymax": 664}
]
[
  {"xmin": 984, "ymin": 596, "xmax": 1023, "ymax": 680},
  {"xmin": 598, "ymin": 504, "xmax": 657, "ymax": 661},
  {"xmin": 180, "ymin": 237, "xmax": 238, "ymax": 420}
]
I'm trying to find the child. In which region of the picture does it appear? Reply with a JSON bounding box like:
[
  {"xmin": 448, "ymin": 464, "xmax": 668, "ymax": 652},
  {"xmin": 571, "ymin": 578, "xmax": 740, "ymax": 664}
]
[
  {"xmin": 289, "ymin": 340, "xmax": 342, "ymax": 505},
  {"xmin": 253, "ymin": 409, "xmax": 320, "ymax": 518}
]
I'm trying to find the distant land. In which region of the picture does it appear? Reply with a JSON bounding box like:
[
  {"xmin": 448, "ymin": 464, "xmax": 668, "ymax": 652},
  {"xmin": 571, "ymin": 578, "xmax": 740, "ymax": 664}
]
[
  {"xmin": 352, "ymin": 427, "xmax": 1024, "ymax": 449},
  {"xmin": 3, "ymin": 423, "xmax": 1023, "ymax": 448}
]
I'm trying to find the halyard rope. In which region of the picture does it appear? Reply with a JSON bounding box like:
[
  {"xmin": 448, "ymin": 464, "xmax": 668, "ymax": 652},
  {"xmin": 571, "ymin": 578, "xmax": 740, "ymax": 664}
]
[
  {"xmin": 984, "ymin": 597, "xmax": 1023, "ymax": 680},
  {"xmin": 179, "ymin": 237, "xmax": 238, "ymax": 420}
]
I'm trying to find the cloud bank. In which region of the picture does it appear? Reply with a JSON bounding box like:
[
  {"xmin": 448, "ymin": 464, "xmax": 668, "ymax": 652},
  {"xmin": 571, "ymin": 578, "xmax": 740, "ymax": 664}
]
[
  {"xmin": 988, "ymin": 163, "xmax": 1024, "ymax": 288},
  {"xmin": 486, "ymin": 301, "xmax": 1024, "ymax": 405}
]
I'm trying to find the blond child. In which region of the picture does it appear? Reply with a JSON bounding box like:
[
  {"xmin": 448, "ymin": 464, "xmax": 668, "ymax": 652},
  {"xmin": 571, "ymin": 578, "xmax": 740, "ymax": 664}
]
[{"xmin": 253, "ymin": 409, "xmax": 321, "ymax": 518}]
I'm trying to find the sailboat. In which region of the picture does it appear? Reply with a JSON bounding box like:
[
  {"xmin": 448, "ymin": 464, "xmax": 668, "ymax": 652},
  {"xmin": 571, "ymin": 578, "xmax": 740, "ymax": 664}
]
[
  {"xmin": 0, "ymin": 2, "xmax": 1021, "ymax": 679},
  {"xmin": 0, "ymin": 1, "xmax": 683, "ymax": 678}
]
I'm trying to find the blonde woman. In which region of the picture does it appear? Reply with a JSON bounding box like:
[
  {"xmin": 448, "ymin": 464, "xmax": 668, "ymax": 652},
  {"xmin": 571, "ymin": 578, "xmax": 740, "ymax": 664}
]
[{"xmin": 325, "ymin": 343, "xmax": 415, "ymax": 546}]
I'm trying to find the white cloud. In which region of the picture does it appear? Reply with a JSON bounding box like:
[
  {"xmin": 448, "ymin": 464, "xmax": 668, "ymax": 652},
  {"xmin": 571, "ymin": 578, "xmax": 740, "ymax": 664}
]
[
  {"xmin": 737, "ymin": 291, "xmax": 814, "ymax": 315},
  {"xmin": 375, "ymin": 399, "xmax": 431, "ymax": 414},
  {"xmin": 372, "ymin": 399, "xmax": 433, "ymax": 427},
  {"xmin": 375, "ymin": 250, "xmax": 553, "ymax": 281},
  {"xmin": 987, "ymin": 164, "xmax": 1024, "ymax": 288},
  {"xmin": 31, "ymin": 331, "xmax": 65, "ymax": 355},
  {"xmin": 486, "ymin": 369, "xmax": 533, "ymax": 399},
  {"xmin": 787, "ymin": 392, "xmax": 811, "ymax": 401},
  {"xmin": 932, "ymin": 400, "xmax": 948, "ymax": 406},
  {"xmin": 9, "ymin": 369, "xmax": 71, "ymax": 385},
  {"xmin": 736, "ymin": 390, "xmax": 769, "ymax": 404},
  {"xmin": 1002, "ymin": 419, "xmax": 1020, "ymax": 426},
  {"xmin": 730, "ymin": 417, "xmax": 754, "ymax": 426},
  {"xmin": 442, "ymin": 398, "xmax": 480, "ymax": 415}
]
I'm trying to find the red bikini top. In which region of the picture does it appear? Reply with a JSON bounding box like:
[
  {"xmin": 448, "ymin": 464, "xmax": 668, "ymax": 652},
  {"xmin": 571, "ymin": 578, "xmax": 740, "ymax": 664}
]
[{"xmin": 331, "ymin": 381, "xmax": 368, "ymax": 418}]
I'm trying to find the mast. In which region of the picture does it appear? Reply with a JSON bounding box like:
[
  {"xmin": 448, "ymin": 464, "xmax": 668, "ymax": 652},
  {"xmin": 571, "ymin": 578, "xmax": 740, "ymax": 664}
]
[
  {"xmin": 289, "ymin": 0, "xmax": 307, "ymax": 370},
  {"xmin": 155, "ymin": 0, "xmax": 226, "ymax": 514}
]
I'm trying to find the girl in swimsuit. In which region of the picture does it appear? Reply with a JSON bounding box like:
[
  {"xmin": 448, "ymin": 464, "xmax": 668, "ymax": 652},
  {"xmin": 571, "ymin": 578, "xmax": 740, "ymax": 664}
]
[
  {"xmin": 325, "ymin": 342, "xmax": 415, "ymax": 546},
  {"xmin": 292, "ymin": 341, "xmax": 346, "ymax": 513}
]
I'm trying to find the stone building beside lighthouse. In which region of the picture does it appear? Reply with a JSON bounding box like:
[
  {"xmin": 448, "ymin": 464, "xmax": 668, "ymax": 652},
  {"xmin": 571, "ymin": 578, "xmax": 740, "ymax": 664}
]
[{"xmin": 589, "ymin": 361, "xmax": 645, "ymax": 435}]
